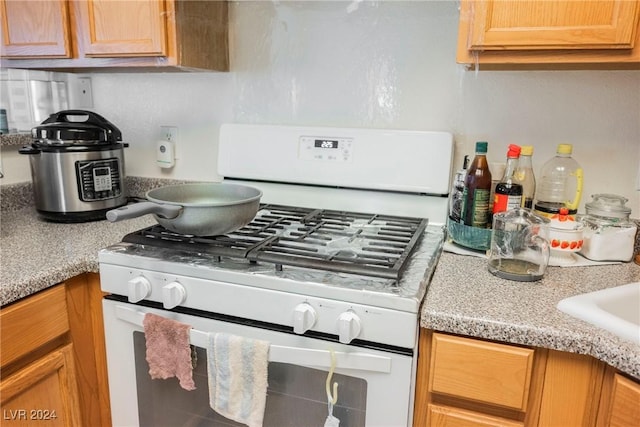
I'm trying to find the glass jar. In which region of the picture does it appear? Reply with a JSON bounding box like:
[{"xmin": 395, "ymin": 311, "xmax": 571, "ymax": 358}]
[{"xmin": 580, "ymin": 194, "xmax": 637, "ymax": 262}]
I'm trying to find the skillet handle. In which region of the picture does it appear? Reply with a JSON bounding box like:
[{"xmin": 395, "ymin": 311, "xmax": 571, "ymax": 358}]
[{"xmin": 106, "ymin": 202, "xmax": 182, "ymax": 222}]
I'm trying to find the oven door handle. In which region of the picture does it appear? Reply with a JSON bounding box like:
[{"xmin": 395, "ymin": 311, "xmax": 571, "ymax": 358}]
[{"xmin": 114, "ymin": 305, "xmax": 392, "ymax": 374}]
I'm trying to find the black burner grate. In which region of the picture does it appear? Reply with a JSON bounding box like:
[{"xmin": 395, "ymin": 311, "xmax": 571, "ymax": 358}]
[{"xmin": 122, "ymin": 204, "xmax": 428, "ymax": 280}]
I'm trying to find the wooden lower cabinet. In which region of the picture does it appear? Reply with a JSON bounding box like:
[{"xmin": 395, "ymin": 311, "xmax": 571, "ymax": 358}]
[
  {"xmin": 65, "ymin": 274, "xmax": 112, "ymax": 427},
  {"xmin": 414, "ymin": 329, "xmax": 639, "ymax": 427},
  {"xmin": 1, "ymin": 344, "xmax": 81, "ymax": 426},
  {"xmin": 0, "ymin": 273, "xmax": 110, "ymax": 427},
  {"xmin": 427, "ymin": 404, "xmax": 524, "ymax": 427},
  {"xmin": 597, "ymin": 367, "xmax": 640, "ymax": 427}
]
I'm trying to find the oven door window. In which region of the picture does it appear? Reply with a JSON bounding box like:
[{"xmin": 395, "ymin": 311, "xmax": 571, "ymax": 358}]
[{"xmin": 133, "ymin": 332, "xmax": 367, "ymax": 426}]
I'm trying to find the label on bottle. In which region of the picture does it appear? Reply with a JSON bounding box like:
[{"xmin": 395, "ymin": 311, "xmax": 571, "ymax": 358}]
[
  {"xmin": 462, "ymin": 188, "xmax": 491, "ymax": 227},
  {"xmin": 493, "ymin": 193, "xmax": 523, "ymax": 214}
]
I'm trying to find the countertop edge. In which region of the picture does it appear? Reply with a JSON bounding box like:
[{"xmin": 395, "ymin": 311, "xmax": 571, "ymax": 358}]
[{"xmin": 2, "ymin": 259, "xmax": 98, "ymax": 306}]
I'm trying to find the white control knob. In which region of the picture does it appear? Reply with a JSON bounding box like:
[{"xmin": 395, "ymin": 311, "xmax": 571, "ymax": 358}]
[
  {"xmin": 128, "ymin": 276, "xmax": 151, "ymax": 303},
  {"xmin": 293, "ymin": 303, "xmax": 317, "ymax": 334},
  {"xmin": 337, "ymin": 310, "xmax": 361, "ymax": 344},
  {"xmin": 162, "ymin": 281, "xmax": 186, "ymax": 309}
]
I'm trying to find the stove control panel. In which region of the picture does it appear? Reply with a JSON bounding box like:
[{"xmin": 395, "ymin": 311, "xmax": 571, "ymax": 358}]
[
  {"xmin": 100, "ymin": 263, "xmax": 419, "ymax": 349},
  {"xmin": 299, "ymin": 136, "xmax": 353, "ymax": 163}
]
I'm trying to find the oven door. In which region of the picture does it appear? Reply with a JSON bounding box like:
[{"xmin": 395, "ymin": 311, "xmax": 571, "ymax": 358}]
[{"xmin": 102, "ymin": 299, "xmax": 416, "ymax": 427}]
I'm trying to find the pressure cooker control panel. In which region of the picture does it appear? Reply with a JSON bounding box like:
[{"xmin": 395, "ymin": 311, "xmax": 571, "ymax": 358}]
[{"xmin": 76, "ymin": 158, "xmax": 123, "ymax": 201}]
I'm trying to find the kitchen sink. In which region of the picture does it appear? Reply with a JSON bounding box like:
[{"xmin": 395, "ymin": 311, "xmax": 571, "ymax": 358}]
[{"xmin": 557, "ymin": 282, "xmax": 640, "ymax": 345}]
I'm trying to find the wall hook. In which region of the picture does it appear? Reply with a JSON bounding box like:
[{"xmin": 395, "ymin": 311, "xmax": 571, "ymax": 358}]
[{"xmin": 325, "ymin": 349, "xmax": 338, "ymax": 405}]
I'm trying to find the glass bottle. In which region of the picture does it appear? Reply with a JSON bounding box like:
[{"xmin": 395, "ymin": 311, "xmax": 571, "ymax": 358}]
[
  {"xmin": 493, "ymin": 144, "xmax": 523, "ymax": 214},
  {"xmin": 515, "ymin": 145, "xmax": 536, "ymax": 209},
  {"xmin": 448, "ymin": 155, "xmax": 469, "ymax": 223},
  {"xmin": 461, "ymin": 141, "xmax": 492, "ymax": 228}
]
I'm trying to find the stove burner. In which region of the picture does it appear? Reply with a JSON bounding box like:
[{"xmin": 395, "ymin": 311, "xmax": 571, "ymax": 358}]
[{"xmin": 122, "ymin": 204, "xmax": 428, "ymax": 281}]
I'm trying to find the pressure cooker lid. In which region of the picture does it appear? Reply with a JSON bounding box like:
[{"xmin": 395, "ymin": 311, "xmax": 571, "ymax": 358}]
[{"xmin": 31, "ymin": 110, "xmax": 122, "ymax": 146}]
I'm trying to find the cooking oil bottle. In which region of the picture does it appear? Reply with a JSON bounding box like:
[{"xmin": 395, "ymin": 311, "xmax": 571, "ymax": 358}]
[{"xmin": 534, "ymin": 143, "xmax": 583, "ymax": 217}]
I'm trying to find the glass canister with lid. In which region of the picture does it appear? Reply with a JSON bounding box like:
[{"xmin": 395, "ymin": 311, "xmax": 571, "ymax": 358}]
[{"xmin": 580, "ymin": 193, "xmax": 637, "ymax": 262}]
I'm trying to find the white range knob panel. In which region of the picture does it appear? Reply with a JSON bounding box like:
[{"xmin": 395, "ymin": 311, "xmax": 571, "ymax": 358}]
[{"xmin": 100, "ymin": 264, "xmax": 419, "ymax": 349}]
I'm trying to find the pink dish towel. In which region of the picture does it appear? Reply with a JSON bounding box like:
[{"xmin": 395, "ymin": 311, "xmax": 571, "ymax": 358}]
[{"xmin": 143, "ymin": 312, "xmax": 196, "ymax": 391}]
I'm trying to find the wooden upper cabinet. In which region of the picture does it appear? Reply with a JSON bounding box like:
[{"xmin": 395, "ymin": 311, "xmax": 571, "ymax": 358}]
[
  {"xmin": 468, "ymin": 1, "xmax": 640, "ymax": 51},
  {"xmin": 0, "ymin": 0, "xmax": 229, "ymax": 71},
  {"xmin": 0, "ymin": 0, "xmax": 72, "ymax": 58},
  {"xmin": 458, "ymin": 0, "xmax": 640, "ymax": 68},
  {"xmin": 76, "ymin": 0, "xmax": 167, "ymax": 57}
]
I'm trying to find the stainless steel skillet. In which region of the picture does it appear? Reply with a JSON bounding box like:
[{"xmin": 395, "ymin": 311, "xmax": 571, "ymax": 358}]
[{"xmin": 106, "ymin": 183, "xmax": 262, "ymax": 236}]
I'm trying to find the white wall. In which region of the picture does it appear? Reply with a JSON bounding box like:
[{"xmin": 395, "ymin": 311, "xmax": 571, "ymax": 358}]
[{"xmin": 4, "ymin": 1, "xmax": 640, "ymax": 214}]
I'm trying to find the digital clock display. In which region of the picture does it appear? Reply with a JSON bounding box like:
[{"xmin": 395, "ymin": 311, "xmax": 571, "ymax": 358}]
[{"xmin": 314, "ymin": 139, "xmax": 339, "ymax": 149}]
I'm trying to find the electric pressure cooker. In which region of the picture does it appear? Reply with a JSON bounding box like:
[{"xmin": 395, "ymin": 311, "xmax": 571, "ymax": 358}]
[{"xmin": 19, "ymin": 110, "xmax": 128, "ymax": 222}]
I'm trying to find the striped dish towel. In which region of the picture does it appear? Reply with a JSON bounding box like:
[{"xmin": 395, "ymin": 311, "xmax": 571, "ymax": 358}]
[{"xmin": 207, "ymin": 333, "xmax": 270, "ymax": 427}]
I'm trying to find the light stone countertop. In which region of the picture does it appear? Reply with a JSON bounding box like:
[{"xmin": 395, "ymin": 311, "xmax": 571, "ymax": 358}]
[
  {"xmin": 0, "ymin": 133, "xmax": 31, "ymax": 147},
  {"xmin": 0, "ymin": 206, "xmax": 156, "ymax": 306},
  {"xmin": 0, "ymin": 178, "xmax": 180, "ymax": 306},
  {"xmin": 422, "ymin": 251, "xmax": 640, "ymax": 380}
]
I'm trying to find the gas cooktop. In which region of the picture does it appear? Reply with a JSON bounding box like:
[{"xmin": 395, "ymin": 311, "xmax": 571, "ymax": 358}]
[{"xmin": 121, "ymin": 204, "xmax": 428, "ymax": 281}]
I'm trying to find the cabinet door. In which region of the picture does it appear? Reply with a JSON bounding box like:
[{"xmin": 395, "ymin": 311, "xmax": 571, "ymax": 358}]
[
  {"xmin": 598, "ymin": 372, "xmax": 640, "ymax": 427},
  {"xmin": 607, "ymin": 374, "xmax": 640, "ymax": 427},
  {"xmin": 0, "ymin": 344, "xmax": 81, "ymax": 427},
  {"xmin": 457, "ymin": 0, "xmax": 640, "ymax": 67},
  {"xmin": 0, "ymin": 0, "xmax": 72, "ymax": 58},
  {"xmin": 427, "ymin": 404, "xmax": 523, "ymax": 427},
  {"xmin": 429, "ymin": 333, "xmax": 535, "ymax": 411},
  {"xmin": 74, "ymin": 0, "xmax": 167, "ymax": 57},
  {"xmin": 467, "ymin": 0, "xmax": 640, "ymax": 51}
]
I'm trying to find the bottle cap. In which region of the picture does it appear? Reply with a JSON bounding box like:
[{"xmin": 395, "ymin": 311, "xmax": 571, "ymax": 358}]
[
  {"xmin": 520, "ymin": 145, "xmax": 533, "ymax": 156},
  {"xmin": 506, "ymin": 144, "xmax": 521, "ymax": 158},
  {"xmin": 475, "ymin": 141, "xmax": 488, "ymax": 154},
  {"xmin": 557, "ymin": 144, "xmax": 573, "ymax": 155}
]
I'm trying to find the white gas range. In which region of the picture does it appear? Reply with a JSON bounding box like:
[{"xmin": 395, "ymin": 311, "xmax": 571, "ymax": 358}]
[{"xmin": 99, "ymin": 124, "xmax": 453, "ymax": 427}]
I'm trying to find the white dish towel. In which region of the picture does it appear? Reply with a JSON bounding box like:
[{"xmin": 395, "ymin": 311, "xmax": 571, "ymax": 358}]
[{"xmin": 207, "ymin": 332, "xmax": 270, "ymax": 427}]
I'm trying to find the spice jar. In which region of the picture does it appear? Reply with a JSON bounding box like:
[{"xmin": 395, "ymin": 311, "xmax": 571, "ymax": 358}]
[{"xmin": 580, "ymin": 194, "xmax": 637, "ymax": 262}]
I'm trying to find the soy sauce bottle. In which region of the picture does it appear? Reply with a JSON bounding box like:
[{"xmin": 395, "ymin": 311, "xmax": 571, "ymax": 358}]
[
  {"xmin": 461, "ymin": 142, "xmax": 492, "ymax": 228},
  {"xmin": 493, "ymin": 144, "xmax": 523, "ymax": 214},
  {"xmin": 515, "ymin": 145, "xmax": 536, "ymax": 209}
]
